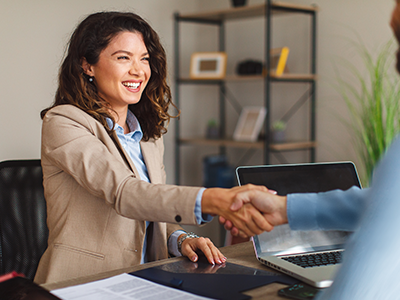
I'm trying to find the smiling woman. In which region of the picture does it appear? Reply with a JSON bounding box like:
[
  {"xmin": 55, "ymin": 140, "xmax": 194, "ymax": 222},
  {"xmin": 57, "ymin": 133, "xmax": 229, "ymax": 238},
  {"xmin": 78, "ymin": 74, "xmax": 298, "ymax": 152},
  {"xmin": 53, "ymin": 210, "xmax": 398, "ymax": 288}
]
[
  {"xmin": 34, "ymin": 11, "xmax": 271, "ymax": 285},
  {"xmin": 41, "ymin": 12, "xmax": 174, "ymax": 142},
  {"xmin": 81, "ymin": 31, "xmax": 151, "ymax": 133}
]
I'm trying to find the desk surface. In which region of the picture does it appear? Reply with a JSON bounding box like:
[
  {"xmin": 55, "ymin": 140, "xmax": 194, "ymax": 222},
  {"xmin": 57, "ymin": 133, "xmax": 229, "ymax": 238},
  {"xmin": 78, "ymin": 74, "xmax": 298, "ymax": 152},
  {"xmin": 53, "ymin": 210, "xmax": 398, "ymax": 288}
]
[{"xmin": 42, "ymin": 241, "xmax": 290, "ymax": 299}]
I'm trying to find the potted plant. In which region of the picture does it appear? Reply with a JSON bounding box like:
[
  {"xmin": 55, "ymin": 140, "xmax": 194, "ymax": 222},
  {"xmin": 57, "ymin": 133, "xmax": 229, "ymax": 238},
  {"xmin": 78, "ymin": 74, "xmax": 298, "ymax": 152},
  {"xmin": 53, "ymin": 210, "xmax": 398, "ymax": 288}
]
[
  {"xmin": 335, "ymin": 40, "xmax": 400, "ymax": 186},
  {"xmin": 271, "ymin": 120, "xmax": 287, "ymax": 143},
  {"xmin": 205, "ymin": 119, "xmax": 219, "ymax": 139}
]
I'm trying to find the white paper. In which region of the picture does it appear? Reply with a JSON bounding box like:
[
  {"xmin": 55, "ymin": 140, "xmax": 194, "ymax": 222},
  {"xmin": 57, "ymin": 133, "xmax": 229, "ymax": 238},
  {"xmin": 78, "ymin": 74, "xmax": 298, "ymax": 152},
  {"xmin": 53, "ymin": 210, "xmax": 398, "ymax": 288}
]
[{"xmin": 51, "ymin": 273, "xmax": 213, "ymax": 300}]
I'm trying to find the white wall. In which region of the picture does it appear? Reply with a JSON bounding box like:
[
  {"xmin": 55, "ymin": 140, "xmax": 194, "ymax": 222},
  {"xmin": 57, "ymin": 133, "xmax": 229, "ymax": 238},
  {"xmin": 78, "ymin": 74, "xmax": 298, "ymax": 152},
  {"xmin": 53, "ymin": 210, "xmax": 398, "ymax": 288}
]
[
  {"xmin": 314, "ymin": 0, "xmax": 394, "ymax": 176},
  {"xmin": 0, "ymin": 1, "xmax": 396, "ymax": 245},
  {"xmin": 0, "ymin": 0, "xmax": 197, "ymax": 179}
]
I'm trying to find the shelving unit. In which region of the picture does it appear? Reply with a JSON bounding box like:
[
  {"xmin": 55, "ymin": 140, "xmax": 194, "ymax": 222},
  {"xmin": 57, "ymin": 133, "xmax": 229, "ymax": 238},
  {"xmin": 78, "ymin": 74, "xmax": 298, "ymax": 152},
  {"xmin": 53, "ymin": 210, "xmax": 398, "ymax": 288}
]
[{"xmin": 174, "ymin": 1, "xmax": 318, "ymax": 185}]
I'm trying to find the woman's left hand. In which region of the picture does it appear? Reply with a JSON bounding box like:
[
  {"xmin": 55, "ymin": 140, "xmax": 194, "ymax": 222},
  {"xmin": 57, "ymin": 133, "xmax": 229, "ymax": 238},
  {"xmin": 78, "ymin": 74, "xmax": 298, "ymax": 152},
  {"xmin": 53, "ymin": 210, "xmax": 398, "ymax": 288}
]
[{"xmin": 180, "ymin": 235, "xmax": 226, "ymax": 265}]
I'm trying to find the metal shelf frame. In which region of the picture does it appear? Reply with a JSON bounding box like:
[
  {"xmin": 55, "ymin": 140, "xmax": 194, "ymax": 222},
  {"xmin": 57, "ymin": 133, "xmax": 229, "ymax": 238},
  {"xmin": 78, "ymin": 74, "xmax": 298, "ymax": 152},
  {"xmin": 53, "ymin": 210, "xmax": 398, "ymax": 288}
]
[{"xmin": 174, "ymin": 0, "xmax": 318, "ymax": 184}]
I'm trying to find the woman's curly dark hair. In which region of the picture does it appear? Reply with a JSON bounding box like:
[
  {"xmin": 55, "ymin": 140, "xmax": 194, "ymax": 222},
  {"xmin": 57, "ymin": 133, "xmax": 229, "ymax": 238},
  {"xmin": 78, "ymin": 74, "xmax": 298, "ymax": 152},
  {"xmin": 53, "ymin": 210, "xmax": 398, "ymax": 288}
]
[{"xmin": 41, "ymin": 11, "xmax": 178, "ymax": 141}]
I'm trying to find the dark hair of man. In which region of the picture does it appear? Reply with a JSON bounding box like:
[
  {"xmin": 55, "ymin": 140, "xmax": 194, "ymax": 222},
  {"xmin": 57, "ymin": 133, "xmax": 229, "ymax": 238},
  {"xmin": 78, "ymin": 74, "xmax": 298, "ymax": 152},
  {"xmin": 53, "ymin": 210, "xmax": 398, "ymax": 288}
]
[{"xmin": 41, "ymin": 11, "xmax": 178, "ymax": 141}]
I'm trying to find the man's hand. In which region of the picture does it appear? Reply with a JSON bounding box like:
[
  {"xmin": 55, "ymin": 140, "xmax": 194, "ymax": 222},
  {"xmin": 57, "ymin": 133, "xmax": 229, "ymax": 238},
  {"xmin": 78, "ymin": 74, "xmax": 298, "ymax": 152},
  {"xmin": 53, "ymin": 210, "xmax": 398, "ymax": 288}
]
[
  {"xmin": 201, "ymin": 184, "xmax": 273, "ymax": 237},
  {"xmin": 219, "ymin": 190, "xmax": 288, "ymax": 237}
]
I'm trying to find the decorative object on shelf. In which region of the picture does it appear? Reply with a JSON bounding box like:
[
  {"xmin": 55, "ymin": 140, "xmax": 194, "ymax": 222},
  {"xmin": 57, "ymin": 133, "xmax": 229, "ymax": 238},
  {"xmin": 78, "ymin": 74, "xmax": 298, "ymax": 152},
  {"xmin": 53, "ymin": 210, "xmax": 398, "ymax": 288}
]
[
  {"xmin": 190, "ymin": 52, "xmax": 227, "ymax": 80},
  {"xmin": 235, "ymin": 48, "xmax": 289, "ymax": 77},
  {"xmin": 236, "ymin": 60, "xmax": 263, "ymax": 75},
  {"xmin": 203, "ymin": 155, "xmax": 235, "ymax": 188},
  {"xmin": 205, "ymin": 119, "xmax": 220, "ymax": 139},
  {"xmin": 335, "ymin": 40, "xmax": 400, "ymax": 186},
  {"xmin": 271, "ymin": 120, "xmax": 287, "ymax": 143},
  {"xmin": 269, "ymin": 47, "xmax": 290, "ymax": 76},
  {"xmin": 233, "ymin": 106, "xmax": 267, "ymax": 142},
  {"xmin": 231, "ymin": 0, "xmax": 247, "ymax": 7}
]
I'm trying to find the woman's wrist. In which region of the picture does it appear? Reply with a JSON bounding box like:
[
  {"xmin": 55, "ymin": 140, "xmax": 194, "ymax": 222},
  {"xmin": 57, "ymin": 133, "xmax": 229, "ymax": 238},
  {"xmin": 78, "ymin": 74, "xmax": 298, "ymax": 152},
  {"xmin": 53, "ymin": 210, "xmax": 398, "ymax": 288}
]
[
  {"xmin": 177, "ymin": 232, "xmax": 199, "ymax": 254},
  {"xmin": 201, "ymin": 188, "xmax": 225, "ymax": 216}
]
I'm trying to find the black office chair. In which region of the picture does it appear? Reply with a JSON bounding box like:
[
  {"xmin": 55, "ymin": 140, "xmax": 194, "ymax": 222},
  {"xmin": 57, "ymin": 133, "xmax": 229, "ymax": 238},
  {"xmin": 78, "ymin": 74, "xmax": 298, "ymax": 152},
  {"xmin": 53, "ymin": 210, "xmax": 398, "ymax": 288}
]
[{"xmin": 0, "ymin": 159, "xmax": 48, "ymax": 280}]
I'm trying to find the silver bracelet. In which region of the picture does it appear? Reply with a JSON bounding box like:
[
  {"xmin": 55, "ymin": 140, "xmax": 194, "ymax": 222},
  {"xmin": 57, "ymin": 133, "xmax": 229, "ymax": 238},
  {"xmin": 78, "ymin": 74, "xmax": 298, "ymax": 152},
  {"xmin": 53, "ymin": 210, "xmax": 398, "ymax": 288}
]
[{"xmin": 177, "ymin": 232, "xmax": 199, "ymax": 254}]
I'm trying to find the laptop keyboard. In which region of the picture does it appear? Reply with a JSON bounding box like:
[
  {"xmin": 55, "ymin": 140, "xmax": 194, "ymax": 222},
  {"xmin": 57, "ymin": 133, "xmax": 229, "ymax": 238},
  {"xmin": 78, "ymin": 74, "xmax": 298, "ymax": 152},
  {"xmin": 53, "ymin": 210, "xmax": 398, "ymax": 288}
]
[{"xmin": 280, "ymin": 250, "xmax": 343, "ymax": 268}]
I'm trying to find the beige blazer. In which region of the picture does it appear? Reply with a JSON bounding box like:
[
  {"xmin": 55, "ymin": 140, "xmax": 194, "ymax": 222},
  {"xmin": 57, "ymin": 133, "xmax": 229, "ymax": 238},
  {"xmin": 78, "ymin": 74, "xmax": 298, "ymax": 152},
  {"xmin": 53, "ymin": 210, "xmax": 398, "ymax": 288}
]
[{"xmin": 34, "ymin": 105, "xmax": 201, "ymax": 284}]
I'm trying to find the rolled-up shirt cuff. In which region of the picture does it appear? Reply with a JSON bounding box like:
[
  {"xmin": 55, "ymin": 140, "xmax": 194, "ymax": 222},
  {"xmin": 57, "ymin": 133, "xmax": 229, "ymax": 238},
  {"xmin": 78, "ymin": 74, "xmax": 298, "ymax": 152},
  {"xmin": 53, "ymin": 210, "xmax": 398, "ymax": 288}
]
[
  {"xmin": 287, "ymin": 193, "xmax": 318, "ymax": 231},
  {"xmin": 195, "ymin": 188, "xmax": 213, "ymax": 224},
  {"xmin": 168, "ymin": 230, "xmax": 186, "ymax": 257}
]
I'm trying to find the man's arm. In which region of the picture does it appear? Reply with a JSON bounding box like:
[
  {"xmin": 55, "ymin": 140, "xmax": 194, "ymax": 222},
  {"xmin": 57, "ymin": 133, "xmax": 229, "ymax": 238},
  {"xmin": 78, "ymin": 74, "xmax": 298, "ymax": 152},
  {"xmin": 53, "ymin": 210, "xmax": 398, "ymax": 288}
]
[
  {"xmin": 221, "ymin": 186, "xmax": 369, "ymax": 236},
  {"xmin": 287, "ymin": 186, "xmax": 368, "ymax": 231}
]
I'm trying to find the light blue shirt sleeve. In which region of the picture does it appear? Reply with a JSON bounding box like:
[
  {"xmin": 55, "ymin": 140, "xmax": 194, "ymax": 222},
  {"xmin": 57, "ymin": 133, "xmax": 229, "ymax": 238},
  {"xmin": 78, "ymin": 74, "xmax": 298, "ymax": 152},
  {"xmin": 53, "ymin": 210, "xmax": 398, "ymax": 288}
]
[
  {"xmin": 168, "ymin": 230, "xmax": 186, "ymax": 257},
  {"xmin": 287, "ymin": 186, "xmax": 369, "ymax": 231},
  {"xmin": 314, "ymin": 136, "xmax": 400, "ymax": 299},
  {"xmin": 194, "ymin": 188, "xmax": 213, "ymax": 224}
]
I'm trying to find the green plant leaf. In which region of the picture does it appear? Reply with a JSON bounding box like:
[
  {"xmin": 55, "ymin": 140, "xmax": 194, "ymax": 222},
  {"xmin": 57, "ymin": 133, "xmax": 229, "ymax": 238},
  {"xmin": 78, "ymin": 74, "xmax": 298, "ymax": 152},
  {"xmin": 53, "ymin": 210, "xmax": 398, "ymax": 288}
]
[{"xmin": 335, "ymin": 39, "xmax": 400, "ymax": 186}]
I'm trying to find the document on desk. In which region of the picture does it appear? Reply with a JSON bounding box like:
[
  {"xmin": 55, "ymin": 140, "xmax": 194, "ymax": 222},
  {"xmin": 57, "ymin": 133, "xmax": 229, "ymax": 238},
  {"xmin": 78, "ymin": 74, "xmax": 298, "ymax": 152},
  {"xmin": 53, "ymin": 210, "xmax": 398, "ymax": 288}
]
[{"xmin": 51, "ymin": 273, "xmax": 212, "ymax": 300}]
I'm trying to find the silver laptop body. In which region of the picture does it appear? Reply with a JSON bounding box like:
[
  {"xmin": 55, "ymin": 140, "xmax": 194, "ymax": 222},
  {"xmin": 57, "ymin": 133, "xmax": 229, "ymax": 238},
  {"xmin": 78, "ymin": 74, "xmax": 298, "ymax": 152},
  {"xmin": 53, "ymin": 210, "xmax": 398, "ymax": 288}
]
[{"xmin": 236, "ymin": 162, "xmax": 362, "ymax": 288}]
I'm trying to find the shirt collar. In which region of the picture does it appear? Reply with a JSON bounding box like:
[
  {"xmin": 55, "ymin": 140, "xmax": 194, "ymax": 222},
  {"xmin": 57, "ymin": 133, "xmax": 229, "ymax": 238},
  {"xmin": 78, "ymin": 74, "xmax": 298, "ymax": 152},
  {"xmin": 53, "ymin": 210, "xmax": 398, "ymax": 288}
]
[{"xmin": 106, "ymin": 110, "xmax": 143, "ymax": 142}]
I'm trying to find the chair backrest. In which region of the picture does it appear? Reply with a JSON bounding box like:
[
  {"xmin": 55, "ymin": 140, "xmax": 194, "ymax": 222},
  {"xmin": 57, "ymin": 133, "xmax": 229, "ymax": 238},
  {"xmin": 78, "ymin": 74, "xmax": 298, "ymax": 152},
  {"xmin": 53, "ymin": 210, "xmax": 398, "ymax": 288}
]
[{"xmin": 0, "ymin": 159, "xmax": 48, "ymax": 280}]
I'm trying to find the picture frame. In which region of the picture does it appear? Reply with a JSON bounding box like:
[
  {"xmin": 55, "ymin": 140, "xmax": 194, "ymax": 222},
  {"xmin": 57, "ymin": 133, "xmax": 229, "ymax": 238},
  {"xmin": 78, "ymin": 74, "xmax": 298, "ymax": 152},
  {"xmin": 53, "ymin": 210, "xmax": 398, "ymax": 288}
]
[
  {"xmin": 190, "ymin": 52, "xmax": 227, "ymax": 79},
  {"xmin": 269, "ymin": 47, "xmax": 290, "ymax": 76},
  {"xmin": 233, "ymin": 106, "xmax": 267, "ymax": 142}
]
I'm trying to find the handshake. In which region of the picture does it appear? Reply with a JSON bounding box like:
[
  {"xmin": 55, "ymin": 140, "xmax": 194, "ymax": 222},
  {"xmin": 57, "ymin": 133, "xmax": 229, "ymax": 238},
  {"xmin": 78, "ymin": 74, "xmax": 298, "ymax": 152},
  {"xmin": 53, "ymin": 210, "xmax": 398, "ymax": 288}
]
[{"xmin": 201, "ymin": 184, "xmax": 289, "ymax": 238}]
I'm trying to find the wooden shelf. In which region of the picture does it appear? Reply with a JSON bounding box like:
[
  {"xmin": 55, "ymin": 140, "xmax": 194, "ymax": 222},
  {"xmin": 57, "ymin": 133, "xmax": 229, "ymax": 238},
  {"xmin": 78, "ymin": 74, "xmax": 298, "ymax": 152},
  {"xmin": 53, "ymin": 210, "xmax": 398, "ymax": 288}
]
[
  {"xmin": 270, "ymin": 141, "xmax": 317, "ymax": 151},
  {"xmin": 179, "ymin": 138, "xmax": 317, "ymax": 151},
  {"xmin": 178, "ymin": 73, "xmax": 317, "ymax": 84},
  {"xmin": 225, "ymin": 73, "xmax": 317, "ymax": 81},
  {"xmin": 178, "ymin": 2, "xmax": 318, "ymax": 22}
]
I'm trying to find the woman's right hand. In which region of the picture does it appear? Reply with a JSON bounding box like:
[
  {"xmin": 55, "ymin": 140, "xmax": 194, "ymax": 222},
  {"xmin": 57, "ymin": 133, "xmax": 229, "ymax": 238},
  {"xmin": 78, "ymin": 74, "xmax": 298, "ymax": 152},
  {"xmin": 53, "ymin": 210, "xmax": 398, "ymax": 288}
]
[{"xmin": 201, "ymin": 184, "xmax": 273, "ymax": 237}]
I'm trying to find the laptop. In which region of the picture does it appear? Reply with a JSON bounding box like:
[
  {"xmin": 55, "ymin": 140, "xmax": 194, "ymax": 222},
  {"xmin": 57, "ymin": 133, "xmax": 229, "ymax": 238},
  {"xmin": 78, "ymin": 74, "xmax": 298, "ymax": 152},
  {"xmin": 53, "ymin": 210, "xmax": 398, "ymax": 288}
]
[{"xmin": 236, "ymin": 162, "xmax": 362, "ymax": 288}]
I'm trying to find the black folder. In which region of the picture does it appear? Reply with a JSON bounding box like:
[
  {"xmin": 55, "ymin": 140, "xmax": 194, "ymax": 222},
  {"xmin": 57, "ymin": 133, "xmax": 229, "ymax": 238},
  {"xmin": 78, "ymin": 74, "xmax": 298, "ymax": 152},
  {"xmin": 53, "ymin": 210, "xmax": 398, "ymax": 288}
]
[{"xmin": 131, "ymin": 259, "xmax": 299, "ymax": 300}]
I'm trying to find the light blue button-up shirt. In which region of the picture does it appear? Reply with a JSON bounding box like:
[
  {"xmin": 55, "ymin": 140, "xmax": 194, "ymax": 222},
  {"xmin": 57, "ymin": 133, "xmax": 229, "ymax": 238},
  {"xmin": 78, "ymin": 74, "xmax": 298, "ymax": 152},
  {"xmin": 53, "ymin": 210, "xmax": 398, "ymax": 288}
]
[{"xmin": 107, "ymin": 110, "xmax": 211, "ymax": 263}]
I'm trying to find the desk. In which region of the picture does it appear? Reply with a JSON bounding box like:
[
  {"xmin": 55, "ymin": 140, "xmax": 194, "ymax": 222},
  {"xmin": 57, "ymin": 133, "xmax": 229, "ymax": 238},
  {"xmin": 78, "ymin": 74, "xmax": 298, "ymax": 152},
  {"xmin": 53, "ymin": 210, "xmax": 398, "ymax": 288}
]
[{"xmin": 42, "ymin": 241, "xmax": 290, "ymax": 299}]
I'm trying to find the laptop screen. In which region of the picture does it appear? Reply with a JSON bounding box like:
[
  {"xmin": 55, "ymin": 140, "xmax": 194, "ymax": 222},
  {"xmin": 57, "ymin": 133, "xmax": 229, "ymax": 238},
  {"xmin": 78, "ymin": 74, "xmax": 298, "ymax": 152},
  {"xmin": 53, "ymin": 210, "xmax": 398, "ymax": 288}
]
[
  {"xmin": 236, "ymin": 162, "xmax": 361, "ymax": 255},
  {"xmin": 236, "ymin": 162, "xmax": 361, "ymax": 196}
]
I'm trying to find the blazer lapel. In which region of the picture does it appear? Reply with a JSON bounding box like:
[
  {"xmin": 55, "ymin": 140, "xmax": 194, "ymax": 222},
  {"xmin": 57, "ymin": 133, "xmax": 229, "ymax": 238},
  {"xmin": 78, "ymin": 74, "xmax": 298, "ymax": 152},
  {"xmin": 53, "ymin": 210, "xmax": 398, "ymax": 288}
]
[
  {"xmin": 140, "ymin": 140, "xmax": 162, "ymax": 184},
  {"xmin": 109, "ymin": 131, "xmax": 141, "ymax": 179},
  {"xmin": 110, "ymin": 130, "xmax": 161, "ymax": 184}
]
